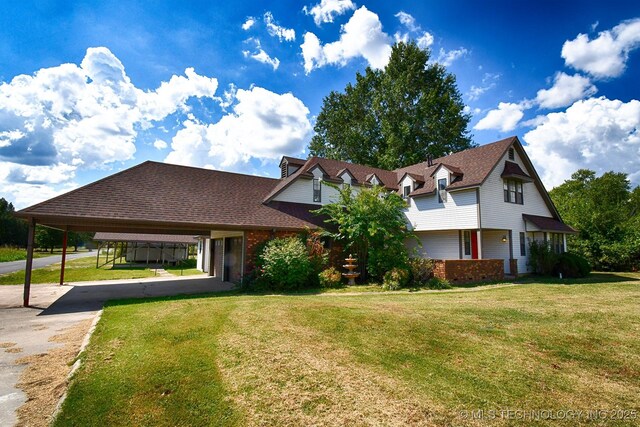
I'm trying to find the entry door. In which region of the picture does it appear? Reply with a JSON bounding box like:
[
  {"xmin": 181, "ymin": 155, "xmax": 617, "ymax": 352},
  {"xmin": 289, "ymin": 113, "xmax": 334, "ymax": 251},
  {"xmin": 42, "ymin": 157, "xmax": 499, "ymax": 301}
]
[
  {"xmin": 471, "ymin": 231, "xmax": 479, "ymax": 259},
  {"xmin": 224, "ymin": 237, "xmax": 243, "ymax": 283},
  {"xmin": 212, "ymin": 239, "xmax": 224, "ymax": 278}
]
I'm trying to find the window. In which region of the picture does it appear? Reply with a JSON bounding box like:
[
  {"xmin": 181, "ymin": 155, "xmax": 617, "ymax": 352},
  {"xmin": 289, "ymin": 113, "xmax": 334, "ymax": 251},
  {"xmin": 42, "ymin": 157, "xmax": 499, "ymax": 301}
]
[
  {"xmin": 550, "ymin": 233, "xmax": 564, "ymax": 254},
  {"xmin": 313, "ymin": 178, "xmax": 321, "ymax": 202},
  {"xmin": 437, "ymin": 178, "xmax": 447, "ymax": 203},
  {"xmin": 503, "ymin": 179, "xmax": 523, "ymax": 204},
  {"xmin": 508, "ymin": 147, "xmax": 515, "ymax": 160},
  {"xmin": 403, "ymin": 185, "xmax": 411, "ymax": 199},
  {"xmin": 519, "ymin": 232, "xmax": 526, "ymax": 256},
  {"xmin": 464, "ymin": 231, "xmax": 471, "ymax": 256}
]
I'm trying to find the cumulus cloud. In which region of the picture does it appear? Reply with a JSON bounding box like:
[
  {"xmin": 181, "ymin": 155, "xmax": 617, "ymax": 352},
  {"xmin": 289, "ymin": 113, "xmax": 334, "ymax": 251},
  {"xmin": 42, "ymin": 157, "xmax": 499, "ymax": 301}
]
[
  {"xmin": 165, "ymin": 87, "xmax": 311, "ymax": 169},
  {"xmin": 524, "ymin": 97, "xmax": 640, "ymax": 188},
  {"xmin": 468, "ymin": 73, "xmax": 500, "ymax": 101},
  {"xmin": 0, "ymin": 46, "xmax": 219, "ymax": 207},
  {"xmin": 394, "ymin": 11, "xmax": 434, "ymax": 50},
  {"xmin": 264, "ymin": 12, "xmax": 295, "ymax": 42},
  {"xmin": 153, "ymin": 139, "xmax": 168, "ymax": 150},
  {"xmin": 561, "ymin": 18, "xmax": 640, "ymax": 79},
  {"xmin": 303, "ymin": 0, "xmax": 356, "ymax": 26},
  {"xmin": 474, "ymin": 102, "xmax": 526, "ymax": 132},
  {"xmin": 535, "ymin": 72, "xmax": 597, "ymax": 109},
  {"xmin": 437, "ymin": 47, "xmax": 469, "ymax": 67},
  {"xmin": 301, "ymin": 6, "xmax": 392, "ymax": 74},
  {"xmin": 242, "ymin": 17, "xmax": 256, "ymax": 30}
]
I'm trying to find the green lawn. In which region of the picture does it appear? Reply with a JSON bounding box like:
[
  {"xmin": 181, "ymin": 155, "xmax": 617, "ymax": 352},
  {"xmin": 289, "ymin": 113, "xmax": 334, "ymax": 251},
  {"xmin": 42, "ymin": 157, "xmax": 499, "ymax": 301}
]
[
  {"xmin": 0, "ymin": 247, "xmax": 68, "ymax": 262},
  {"xmin": 0, "ymin": 256, "xmax": 156, "ymax": 285},
  {"xmin": 56, "ymin": 275, "xmax": 640, "ymax": 426}
]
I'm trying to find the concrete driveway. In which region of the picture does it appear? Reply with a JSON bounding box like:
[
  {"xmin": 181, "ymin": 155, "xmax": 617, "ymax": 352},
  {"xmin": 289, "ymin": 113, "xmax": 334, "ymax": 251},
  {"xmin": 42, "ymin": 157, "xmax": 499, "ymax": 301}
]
[
  {"xmin": 0, "ymin": 275, "xmax": 235, "ymax": 426},
  {"xmin": 0, "ymin": 251, "xmax": 96, "ymax": 275}
]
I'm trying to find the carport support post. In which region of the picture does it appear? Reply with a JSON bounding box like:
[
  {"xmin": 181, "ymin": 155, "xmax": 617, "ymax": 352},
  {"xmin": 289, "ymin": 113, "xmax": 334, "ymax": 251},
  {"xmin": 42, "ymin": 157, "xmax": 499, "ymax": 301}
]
[
  {"xmin": 23, "ymin": 218, "xmax": 36, "ymax": 307},
  {"xmin": 59, "ymin": 228, "xmax": 68, "ymax": 286}
]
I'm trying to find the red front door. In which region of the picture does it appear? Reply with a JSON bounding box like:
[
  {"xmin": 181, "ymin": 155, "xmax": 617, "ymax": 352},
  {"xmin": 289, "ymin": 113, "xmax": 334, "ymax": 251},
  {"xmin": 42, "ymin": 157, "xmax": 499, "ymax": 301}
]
[{"xmin": 471, "ymin": 231, "xmax": 478, "ymax": 259}]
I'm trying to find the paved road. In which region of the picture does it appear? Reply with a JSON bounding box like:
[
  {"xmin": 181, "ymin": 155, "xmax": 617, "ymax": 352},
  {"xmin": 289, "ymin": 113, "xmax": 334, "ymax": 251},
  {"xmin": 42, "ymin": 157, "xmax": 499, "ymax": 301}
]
[
  {"xmin": 0, "ymin": 275, "xmax": 234, "ymax": 426},
  {"xmin": 0, "ymin": 251, "xmax": 96, "ymax": 275}
]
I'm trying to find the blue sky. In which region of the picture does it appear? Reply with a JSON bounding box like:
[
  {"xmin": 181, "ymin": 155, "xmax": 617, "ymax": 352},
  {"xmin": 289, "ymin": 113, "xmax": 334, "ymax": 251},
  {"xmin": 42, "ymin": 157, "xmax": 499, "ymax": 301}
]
[{"xmin": 1, "ymin": 0, "xmax": 639, "ymax": 208}]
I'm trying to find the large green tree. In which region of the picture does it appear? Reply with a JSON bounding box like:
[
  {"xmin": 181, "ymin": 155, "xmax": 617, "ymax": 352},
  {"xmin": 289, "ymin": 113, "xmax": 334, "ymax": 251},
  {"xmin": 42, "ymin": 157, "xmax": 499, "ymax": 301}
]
[
  {"xmin": 0, "ymin": 198, "xmax": 28, "ymax": 247},
  {"xmin": 309, "ymin": 41, "xmax": 473, "ymax": 170},
  {"xmin": 550, "ymin": 169, "xmax": 640, "ymax": 271},
  {"xmin": 315, "ymin": 184, "xmax": 414, "ymax": 281}
]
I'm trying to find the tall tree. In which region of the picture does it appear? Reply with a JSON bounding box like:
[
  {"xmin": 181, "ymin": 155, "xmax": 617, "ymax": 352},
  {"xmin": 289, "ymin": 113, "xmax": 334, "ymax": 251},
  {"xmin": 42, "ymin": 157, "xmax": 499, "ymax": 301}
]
[
  {"xmin": 0, "ymin": 198, "xmax": 28, "ymax": 247},
  {"xmin": 550, "ymin": 169, "xmax": 640, "ymax": 271},
  {"xmin": 310, "ymin": 41, "xmax": 473, "ymax": 170},
  {"xmin": 35, "ymin": 226, "xmax": 63, "ymax": 253}
]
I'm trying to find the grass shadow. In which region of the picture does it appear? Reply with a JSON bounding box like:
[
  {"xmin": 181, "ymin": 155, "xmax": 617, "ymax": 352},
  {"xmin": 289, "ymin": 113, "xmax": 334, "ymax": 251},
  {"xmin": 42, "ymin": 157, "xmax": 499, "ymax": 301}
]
[{"xmin": 514, "ymin": 272, "xmax": 640, "ymax": 285}]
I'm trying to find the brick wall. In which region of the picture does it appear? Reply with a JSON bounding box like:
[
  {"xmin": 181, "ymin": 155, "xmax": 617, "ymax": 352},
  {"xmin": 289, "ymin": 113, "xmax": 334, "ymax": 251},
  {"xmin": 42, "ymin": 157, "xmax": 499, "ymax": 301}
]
[{"xmin": 433, "ymin": 259, "xmax": 504, "ymax": 284}]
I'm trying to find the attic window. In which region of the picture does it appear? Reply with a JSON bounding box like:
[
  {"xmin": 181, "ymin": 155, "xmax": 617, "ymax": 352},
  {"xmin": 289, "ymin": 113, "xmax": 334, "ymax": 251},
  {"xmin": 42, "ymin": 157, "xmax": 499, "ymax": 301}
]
[
  {"xmin": 508, "ymin": 148, "xmax": 515, "ymax": 160},
  {"xmin": 503, "ymin": 179, "xmax": 523, "ymax": 204},
  {"xmin": 403, "ymin": 185, "xmax": 411, "ymax": 199},
  {"xmin": 438, "ymin": 178, "xmax": 447, "ymax": 203}
]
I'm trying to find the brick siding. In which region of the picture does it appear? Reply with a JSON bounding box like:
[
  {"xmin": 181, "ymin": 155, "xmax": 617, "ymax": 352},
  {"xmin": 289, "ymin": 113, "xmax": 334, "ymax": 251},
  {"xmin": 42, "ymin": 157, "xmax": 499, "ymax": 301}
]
[{"xmin": 433, "ymin": 259, "xmax": 504, "ymax": 284}]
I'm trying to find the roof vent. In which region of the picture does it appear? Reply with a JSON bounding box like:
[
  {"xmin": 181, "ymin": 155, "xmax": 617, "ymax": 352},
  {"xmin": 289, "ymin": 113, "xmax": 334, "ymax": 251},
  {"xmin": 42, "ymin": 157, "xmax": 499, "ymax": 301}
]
[
  {"xmin": 281, "ymin": 161, "xmax": 288, "ymax": 179},
  {"xmin": 426, "ymin": 154, "xmax": 433, "ymax": 167}
]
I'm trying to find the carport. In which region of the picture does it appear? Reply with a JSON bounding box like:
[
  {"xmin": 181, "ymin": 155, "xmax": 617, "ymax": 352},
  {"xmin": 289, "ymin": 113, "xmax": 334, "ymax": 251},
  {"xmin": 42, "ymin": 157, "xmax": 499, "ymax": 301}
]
[{"xmin": 15, "ymin": 161, "xmax": 323, "ymax": 307}]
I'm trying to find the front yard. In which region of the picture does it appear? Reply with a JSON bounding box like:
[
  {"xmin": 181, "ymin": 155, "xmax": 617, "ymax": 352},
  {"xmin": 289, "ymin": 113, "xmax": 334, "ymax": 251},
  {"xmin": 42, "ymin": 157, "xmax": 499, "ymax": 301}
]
[{"xmin": 55, "ymin": 276, "xmax": 640, "ymax": 426}]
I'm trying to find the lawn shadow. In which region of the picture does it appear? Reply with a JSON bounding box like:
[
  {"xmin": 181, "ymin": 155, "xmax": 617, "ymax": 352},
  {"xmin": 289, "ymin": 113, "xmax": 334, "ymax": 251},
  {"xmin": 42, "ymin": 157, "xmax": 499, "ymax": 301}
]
[{"xmin": 514, "ymin": 272, "xmax": 640, "ymax": 285}]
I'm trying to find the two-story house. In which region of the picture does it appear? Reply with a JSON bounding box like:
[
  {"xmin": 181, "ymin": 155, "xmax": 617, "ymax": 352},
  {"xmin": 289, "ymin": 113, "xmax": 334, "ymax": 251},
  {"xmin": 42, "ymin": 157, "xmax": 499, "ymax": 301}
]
[{"xmin": 17, "ymin": 136, "xmax": 574, "ymax": 288}]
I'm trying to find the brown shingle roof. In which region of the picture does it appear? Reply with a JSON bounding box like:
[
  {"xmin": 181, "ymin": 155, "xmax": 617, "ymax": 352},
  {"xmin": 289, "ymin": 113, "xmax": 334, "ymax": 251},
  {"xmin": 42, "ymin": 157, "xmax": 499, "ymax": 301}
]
[
  {"xmin": 501, "ymin": 161, "xmax": 533, "ymax": 181},
  {"xmin": 17, "ymin": 161, "xmax": 322, "ymax": 233},
  {"xmin": 264, "ymin": 156, "xmax": 398, "ymax": 202},
  {"xmin": 523, "ymin": 214, "xmax": 577, "ymax": 233},
  {"xmin": 93, "ymin": 232, "xmax": 199, "ymax": 244}
]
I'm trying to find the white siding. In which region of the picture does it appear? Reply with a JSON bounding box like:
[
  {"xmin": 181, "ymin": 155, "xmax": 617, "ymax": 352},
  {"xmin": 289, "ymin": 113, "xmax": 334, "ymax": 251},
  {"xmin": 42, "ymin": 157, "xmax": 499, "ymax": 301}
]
[
  {"xmin": 273, "ymin": 176, "xmax": 356, "ymax": 205},
  {"xmin": 407, "ymin": 230, "xmax": 460, "ymax": 259},
  {"xmin": 479, "ymin": 146, "xmax": 555, "ymax": 273},
  {"xmin": 197, "ymin": 238, "xmax": 210, "ymax": 273},
  {"xmin": 404, "ymin": 188, "xmax": 478, "ymax": 231},
  {"xmin": 482, "ymin": 230, "xmax": 511, "ymax": 272}
]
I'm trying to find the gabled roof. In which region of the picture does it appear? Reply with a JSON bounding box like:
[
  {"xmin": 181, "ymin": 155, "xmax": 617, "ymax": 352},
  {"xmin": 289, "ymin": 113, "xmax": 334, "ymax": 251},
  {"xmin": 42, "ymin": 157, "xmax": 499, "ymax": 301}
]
[
  {"xmin": 398, "ymin": 172, "xmax": 425, "ymax": 185},
  {"xmin": 17, "ymin": 161, "xmax": 323, "ymax": 233},
  {"xmin": 501, "ymin": 161, "xmax": 533, "ymax": 182},
  {"xmin": 264, "ymin": 156, "xmax": 397, "ymax": 202},
  {"xmin": 280, "ymin": 156, "xmax": 306, "ymax": 167}
]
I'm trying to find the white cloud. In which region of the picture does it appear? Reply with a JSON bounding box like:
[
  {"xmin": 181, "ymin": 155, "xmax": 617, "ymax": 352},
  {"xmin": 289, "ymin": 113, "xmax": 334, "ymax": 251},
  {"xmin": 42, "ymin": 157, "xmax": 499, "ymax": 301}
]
[
  {"xmin": 153, "ymin": 139, "xmax": 168, "ymax": 150},
  {"xmin": 524, "ymin": 97, "xmax": 640, "ymax": 188},
  {"xmin": 535, "ymin": 72, "xmax": 597, "ymax": 109},
  {"xmin": 303, "ymin": 0, "xmax": 356, "ymax": 26},
  {"xmin": 437, "ymin": 47, "xmax": 469, "ymax": 67},
  {"xmin": 395, "ymin": 11, "xmax": 418, "ymax": 32},
  {"xmin": 561, "ymin": 18, "xmax": 640, "ymax": 79},
  {"xmin": 242, "ymin": 38, "xmax": 280, "ymax": 70},
  {"xmin": 264, "ymin": 12, "xmax": 295, "ymax": 42},
  {"xmin": 301, "ymin": 6, "xmax": 392, "ymax": 74},
  {"xmin": 165, "ymin": 87, "xmax": 311, "ymax": 169},
  {"xmin": 394, "ymin": 11, "xmax": 434, "ymax": 50},
  {"xmin": 0, "ymin": 47, "xmax": 219, "ymax": 207},
  {"xmin": 416, "ymin": 32, "xmax": 434, "ymax": 49},
  {"xmin": 242, "ymin": 17, "xmax": 256, "ymax": 30},
  {"xmin": 474, "ymin": 102, "xmax": 526, "ymax": 132},
  {"xmin": 468, "ymin": 73, "xmax": 500, "ymax": 101}
]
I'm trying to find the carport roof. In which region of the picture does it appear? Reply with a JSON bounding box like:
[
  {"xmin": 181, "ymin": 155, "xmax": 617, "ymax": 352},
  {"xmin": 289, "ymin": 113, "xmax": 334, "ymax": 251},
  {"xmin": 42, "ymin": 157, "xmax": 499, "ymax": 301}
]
[{"xmin": 16, "ymin": 161, "xmax": 325, "ymax": 234}]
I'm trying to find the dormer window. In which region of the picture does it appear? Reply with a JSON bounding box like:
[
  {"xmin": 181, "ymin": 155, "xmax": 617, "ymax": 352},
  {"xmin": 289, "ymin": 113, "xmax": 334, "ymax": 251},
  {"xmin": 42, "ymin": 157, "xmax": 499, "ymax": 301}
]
[
  {"xmin": 313, "ymin": 178, "xmax": 321, "ymax": 202},
  {"xmin": 503, "ymin": 179, "xmax": 523, "ymax": 204},
  {"xmin": 437, "ymin": 178, "xmax": 447, "ymax": 203},
  {"xmin": 403, "ymin": 185, "xmax": 411, "ymax": 199}
]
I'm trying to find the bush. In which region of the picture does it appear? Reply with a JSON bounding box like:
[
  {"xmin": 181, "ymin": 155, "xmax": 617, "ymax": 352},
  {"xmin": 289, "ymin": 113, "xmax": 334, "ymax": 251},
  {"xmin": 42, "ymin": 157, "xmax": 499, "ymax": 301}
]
[
  {"xmin": 382, "ymin": 267, "xmax": 409, "ymax": 291},
  {"xmin": 426, "ymin": 277, "xmax": 452, "ymax": 289},
  {"xmin": 319, "ymin": 267, "xmax": 343, "ymax": 288},
  {"xmin": 408, "ymin": 257, "xmax": 434, "ymax": 286},
  {"xmin": 553, "ymin": 252, "xmax": 591, "ymax": 278},
  {"xmin": 257, "ymin": 238, "xmax": 312, "ymax": 291},
  {"xmin": 528, "ymin": 240, "xmax": 558, "ymax": 275}
]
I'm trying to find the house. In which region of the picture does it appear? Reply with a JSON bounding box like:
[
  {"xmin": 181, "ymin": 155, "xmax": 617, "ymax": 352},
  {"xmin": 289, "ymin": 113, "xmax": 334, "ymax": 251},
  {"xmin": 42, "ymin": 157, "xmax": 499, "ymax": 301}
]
[{"xmin": 16, "ymin": 136, "xmax": 574, "ymax": 291}]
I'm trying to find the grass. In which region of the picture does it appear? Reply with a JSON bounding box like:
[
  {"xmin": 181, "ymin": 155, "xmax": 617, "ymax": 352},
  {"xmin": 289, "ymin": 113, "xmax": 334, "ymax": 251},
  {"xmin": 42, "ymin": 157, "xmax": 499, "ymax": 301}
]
[
  {"xmin": 56, "ymin": 274, "xmax": 640, "ymax": 426},
  {"xmin": 0, "ymin": 256, "xmax": 156, "ymax": 285},
  {"xmin": 164, "ymin": 258, "xmax": 205, "ymax": 277},
  {"xmin": 0, "ymin": 247, "xmax": 64, "ymax": 262}
]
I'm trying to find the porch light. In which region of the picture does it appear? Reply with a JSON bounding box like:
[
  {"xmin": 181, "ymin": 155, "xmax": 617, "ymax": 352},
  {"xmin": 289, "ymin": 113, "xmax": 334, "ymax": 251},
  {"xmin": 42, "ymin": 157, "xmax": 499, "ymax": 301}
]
[{"xmin": 501, "ymin": 235, "xmax": 507, "ymax": 243}]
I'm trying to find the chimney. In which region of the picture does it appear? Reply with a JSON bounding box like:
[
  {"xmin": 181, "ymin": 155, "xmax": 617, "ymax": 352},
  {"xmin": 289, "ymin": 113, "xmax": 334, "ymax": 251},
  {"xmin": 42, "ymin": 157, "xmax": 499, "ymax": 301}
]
[{"xmin": 426, "ymin": 154, "xmax": 433, "ymax": 167}]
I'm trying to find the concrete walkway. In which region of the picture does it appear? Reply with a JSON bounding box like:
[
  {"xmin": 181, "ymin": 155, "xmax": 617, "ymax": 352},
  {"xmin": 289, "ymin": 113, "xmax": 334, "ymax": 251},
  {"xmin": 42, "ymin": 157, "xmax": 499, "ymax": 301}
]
[
  {"xmin": 0, "ymin": 251, "xmax": 96, "ymax": 275},
  {"xmin": 0, "ymin": 275, "xmax": 234, "ymax": 426}
]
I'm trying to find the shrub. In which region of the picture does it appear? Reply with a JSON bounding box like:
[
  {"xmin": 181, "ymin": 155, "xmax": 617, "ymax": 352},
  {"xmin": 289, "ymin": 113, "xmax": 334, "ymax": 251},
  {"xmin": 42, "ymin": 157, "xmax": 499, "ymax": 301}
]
[
  {"xmin": 257, "ymin": 237, "xmax": 312, "ymax": 291},
  {"xmin": 319, "ymin": 267, "xmax": 343, "ymax": 288},
  {"xmin": 426, "ymin": 277, "xmax": 452, "ymax": 289},
  {"xmin": 408, "ymin": 257, "xmax": 434, "ymax": 286},
  {"xmin": 553, "ymin": 252, "xmax": 591, "ymax": 278},
  {"xmin": 528, "ymin": 240, "xmax": 558, "ymax": 275},
  {"xmin": 382, "ymin": 267, "xmax": 409, "ymax": 291}
]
